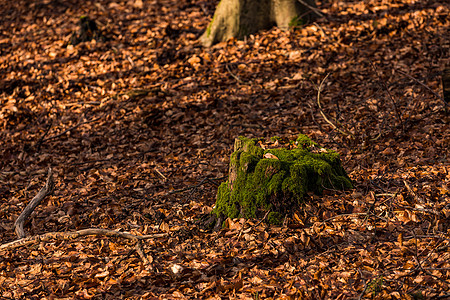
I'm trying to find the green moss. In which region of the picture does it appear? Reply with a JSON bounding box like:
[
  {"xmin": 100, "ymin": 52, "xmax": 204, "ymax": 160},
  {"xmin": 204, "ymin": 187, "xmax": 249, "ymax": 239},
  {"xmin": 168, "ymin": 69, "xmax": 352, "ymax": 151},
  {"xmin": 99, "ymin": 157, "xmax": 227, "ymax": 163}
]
[
  {"xmin": 270, "ymin": 136, "xmax": 281, "ymax": 142},
  {"xmin": 295, "ymin": 134, "xmax": 318, "ymax": 150},
  {"xmin": 289, "ymin": 16, "xmax": 306, "ymax": 29},
  {"xmin": 267, "ymin": 212, "xmax": 283, "ymax": 225},
  {"xmin": 214, "ymin": 135, "xmax": 352, "ymax": 224},
  {"xmin": 206, "ymin": 19, "xmax": 214, "ymax": 37},
  {"xmin": 206, "ymin": 0, "xmax": 221, "ymax": 37}
]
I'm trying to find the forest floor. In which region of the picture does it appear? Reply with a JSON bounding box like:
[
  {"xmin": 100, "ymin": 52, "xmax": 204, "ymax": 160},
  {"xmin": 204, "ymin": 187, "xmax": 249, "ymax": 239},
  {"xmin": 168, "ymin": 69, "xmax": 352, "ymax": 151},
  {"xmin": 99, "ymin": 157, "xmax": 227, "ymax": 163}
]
[{"xmin": 0, "ymin": 0, "xmax": 449, "ymax": 299}]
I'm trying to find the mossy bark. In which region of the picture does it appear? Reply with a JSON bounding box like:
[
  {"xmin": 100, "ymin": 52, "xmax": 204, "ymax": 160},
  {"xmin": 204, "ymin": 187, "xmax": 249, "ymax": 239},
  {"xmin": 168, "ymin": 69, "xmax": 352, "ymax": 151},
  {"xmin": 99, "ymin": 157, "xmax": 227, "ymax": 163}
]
[
  {"xmin": 200, "ymin": 0, "xmax": 318, "ymax": 47},
  {"xmin": 214, "ymin": 135, "xmax": 352, "ymax": 224}
]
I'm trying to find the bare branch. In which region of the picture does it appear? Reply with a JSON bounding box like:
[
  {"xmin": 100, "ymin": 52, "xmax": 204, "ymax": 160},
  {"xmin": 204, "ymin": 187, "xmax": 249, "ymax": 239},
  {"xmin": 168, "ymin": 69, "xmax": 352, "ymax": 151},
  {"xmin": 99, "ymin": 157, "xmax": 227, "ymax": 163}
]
[
  {"xmin": 316, "ymin": 74, "xmax": 355, "ymax": 138},
  {"xmin": 14, "ymin": 168, "xmax": 55, "ymax": 238},
  {"xmin": 370, "ymin": 61, "xmax": 405, "ymax": 133},
  {"xmin": 397, "ymin": 69, "xmax": 448, "ymax": 107},
  {"xmin": 42, "ymin": 114, "xmax": 104, "ymax": 143},
  {"xmin": 297, "ymin": 0, "xmax": 327, "ymax": 19},
  {"xmin": 1, "ymin": 228, "xmax": 167, "ymax": 251},
  {"xmin": 226, "ymin": 64, "xmax": 244, "ymax": 84}
]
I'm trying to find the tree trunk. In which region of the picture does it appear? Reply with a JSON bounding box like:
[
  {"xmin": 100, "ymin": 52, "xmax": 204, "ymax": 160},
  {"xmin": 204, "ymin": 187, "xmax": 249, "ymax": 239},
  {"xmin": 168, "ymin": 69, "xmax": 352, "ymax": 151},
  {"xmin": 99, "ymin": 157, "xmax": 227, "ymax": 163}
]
[{"xmin": 200, "ymin": 0, "xmax": 318, "ymax": 47}]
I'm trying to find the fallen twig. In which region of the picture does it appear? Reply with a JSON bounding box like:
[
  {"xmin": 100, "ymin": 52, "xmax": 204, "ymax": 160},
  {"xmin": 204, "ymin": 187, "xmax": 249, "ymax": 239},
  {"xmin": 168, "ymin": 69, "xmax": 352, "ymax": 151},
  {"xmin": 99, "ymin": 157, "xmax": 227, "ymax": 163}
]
[
  {"xmin": 375, "ymin": 193, "xmax": 396, "ymax": 197},
  {"xmin": 357, "ymin": 269, "xmax": 368, "ymax": 300},
  {"xmin": 200, "ymin": 4, "xmax": 208, "ymax": 15},
  {"xmin": 0, "ymin": 228, "xmax": 167, "ymax": 251},
  {"xmin": 15, "ymin": 168, "xmax": 54, "ymax": 238},
  {"xmin": 228, "ymin": 210, "xmax": 270, "ymax": 249},
  {"xmin": 135, "ymin": 240, "xmax": 151, "ymax": 265},
  {"xmin": 225, "ymin": 64, "xmax": 244, "ymax": 84},
  {"xmin": 322, "ymin": 212, "xmax": 368, "ymax": 223},
  {"xmin": 36, "ymin": 122, "xmax": 53, "ymax": 150},
  {"xmin": 72, "ymin": 158, "xmax": 115, "ymax": 166},
  {"xmin": 403, "ymin": 180, "xmax": 425, "ymax": 204},
  {"xmin": 154, "ymin": 168, "xmax": 167, "ymax": 181},
  {"xmin": 397, "ymin": 70, "xmax": 449, "ymax": 107},
  {"xmin": 125, "ymin": 84, "xmax": 162, "ymax": 99},
  {"xmin": 411, "ymin": 231, "xmax": 450, "ymax": 286},
  {"xmin": 228, "ymin": 220, "xmax": 248, "ymax": 249},
  {"xmin": 254, "ymin": 210, "xmax": 271, "ymax": 228},
  {"xmin": 42, "ymin": 114, "xmax": 104, "ymax": 143},
  {"xmin": 370, "ymin": 61, "xmax": 405, "ymax": 133},
  {"xmin": 169, "ymin": 176, "xmax": 226, "ymax": 195},
  {"xmin": 397, "ymin": 205, "xmax": 439, "ymax": 216},
  {"xmin": 312, "ymin": 22, "xmax": 329, "ymax": 40},
  {"xmin": 297, "ymin": 0, "xmax": 327, "ymax": 19},
  {"xmin": 316, "ymin": 74, "xmax": 355, "ymax": 138}
]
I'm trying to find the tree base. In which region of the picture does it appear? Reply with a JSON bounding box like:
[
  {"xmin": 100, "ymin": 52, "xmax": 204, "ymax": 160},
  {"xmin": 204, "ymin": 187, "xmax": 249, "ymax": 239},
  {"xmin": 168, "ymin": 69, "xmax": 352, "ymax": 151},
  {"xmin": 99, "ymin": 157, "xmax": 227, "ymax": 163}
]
[{"xmin": 200, "ymin": 0, "xmax": 318, "ymax": 47}]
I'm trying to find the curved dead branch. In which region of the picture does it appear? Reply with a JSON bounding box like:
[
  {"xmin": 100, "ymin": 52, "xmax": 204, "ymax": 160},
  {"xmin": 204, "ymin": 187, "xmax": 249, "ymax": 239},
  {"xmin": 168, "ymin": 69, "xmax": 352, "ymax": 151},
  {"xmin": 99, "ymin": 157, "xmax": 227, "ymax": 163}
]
[
  {"xmin": 317, "ymin": 74, "xmax": 355, "ymax": 138},
  {"xmin": 0, "ymin": 228, "xmax": 167, "ymax": 251},
  {"xmin": 15, "ymin": 168, "xmax": 55, "ymax": 238}
]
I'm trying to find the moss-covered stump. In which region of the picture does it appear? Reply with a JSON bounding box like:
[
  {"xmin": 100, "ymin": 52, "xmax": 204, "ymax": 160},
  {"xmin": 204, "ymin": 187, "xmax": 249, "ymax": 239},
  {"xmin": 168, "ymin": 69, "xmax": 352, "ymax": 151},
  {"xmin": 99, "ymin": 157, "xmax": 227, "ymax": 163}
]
[{"xmin": 214, "ymin": 135, "xmax": 352, "ymax": 224}]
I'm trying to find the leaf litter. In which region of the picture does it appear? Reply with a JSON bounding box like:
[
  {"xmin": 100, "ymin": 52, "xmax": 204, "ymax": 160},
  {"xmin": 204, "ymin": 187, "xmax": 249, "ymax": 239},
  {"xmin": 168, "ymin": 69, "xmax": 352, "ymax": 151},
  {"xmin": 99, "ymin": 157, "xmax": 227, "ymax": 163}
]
[{"xmin": 0, "ymin": 0, "xmax": 449, "ymax": 298}]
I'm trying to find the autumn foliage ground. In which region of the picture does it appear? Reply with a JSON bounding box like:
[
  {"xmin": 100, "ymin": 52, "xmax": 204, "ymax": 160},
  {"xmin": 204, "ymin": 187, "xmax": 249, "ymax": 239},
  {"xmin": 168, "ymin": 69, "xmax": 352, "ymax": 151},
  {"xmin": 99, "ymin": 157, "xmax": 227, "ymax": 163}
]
[{"xmin": 0, "ymin": 0, "xmax": 449, "ymax": 299}]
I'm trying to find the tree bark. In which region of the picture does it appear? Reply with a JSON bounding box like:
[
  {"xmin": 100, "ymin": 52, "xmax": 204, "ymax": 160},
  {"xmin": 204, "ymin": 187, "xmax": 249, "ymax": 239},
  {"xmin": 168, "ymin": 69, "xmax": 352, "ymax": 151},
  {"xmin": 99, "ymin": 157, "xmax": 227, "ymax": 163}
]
[{"xmin": 200, "ymin": 0, "xmax": 318, "ymax": 47}]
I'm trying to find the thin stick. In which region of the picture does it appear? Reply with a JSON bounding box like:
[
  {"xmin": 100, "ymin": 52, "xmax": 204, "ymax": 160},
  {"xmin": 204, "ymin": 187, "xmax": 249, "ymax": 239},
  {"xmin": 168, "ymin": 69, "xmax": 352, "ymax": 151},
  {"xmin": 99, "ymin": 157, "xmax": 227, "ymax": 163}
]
[
  {"xmin": 317, "ymin": 74, "xmax": 354, "ymax": 138},
  {"xmin": 322, "ymin": 212, "xmax": 368, "ymax": 223},
  {"xmin": 154, "ymin": 168, "xmax": 167, "ymax": 181},
  {"xmin": 229, "ymin": 219, "xmax": 248, "ymax": 249},
  {"xmin": 396, "ymin": 206, "xmax": 439, "ymax": 216},
  {"xmin": 135, "ymin": 240, "xmax": 150, "ymax": 265},
  {"xmin": 397, "ymin": 70, "xmax": 448, "ymax": 107},
  {"xmin": 254, "ymin": 210, "xmax": 271, "ymax": 228},
  {"xmin": 312, "ymin": 22, "xmax": 328, "ymax": 40},
  {"xmin": 229, "ymin": 210, "xmax": 270, "ymax": 249},
  {"xmin": 370, "ymin": 61, "xmax": 405, "ymax": 133},
  {"xmin": 411, "ymin": 231, "xmax": 450, "ymax": 286},
  {"xmin": 14, "ymin": 168, "xmax": 54, "ymax": 238},
  {"xmin": 375, "ymin": 193, "xmax": 396, "ymax": 197},
  {"xmin": 0, "ymin": 228, "xmax": 167, "ymax": 251},
  {"xmin": 169, "ymin": 176, "xmax": 226, "ymax": 194},
  {"xmin": 403, "ymin": 180, "xmax": 424, "ymax": 204},
  {"xmin": 297, "ymin": 0, "xmax": 327, "ymax": 19},
  {"xmin": 43, "ymin": 114, "xmax": 103, "ymax": 143},
  {"xmin": 357, "ymin": 269, "xmax": 368, "ymax": 300},
  {"xmin": 36, "ymin": 122, "xmax": 53, "ymax": 150},
  {"xmin": 225, "ymin": 64, "xmax": 244, "ymax": 83},
  {"xmin": 200, "ymin": 4, "xmax": 208, "ymax": 15}
]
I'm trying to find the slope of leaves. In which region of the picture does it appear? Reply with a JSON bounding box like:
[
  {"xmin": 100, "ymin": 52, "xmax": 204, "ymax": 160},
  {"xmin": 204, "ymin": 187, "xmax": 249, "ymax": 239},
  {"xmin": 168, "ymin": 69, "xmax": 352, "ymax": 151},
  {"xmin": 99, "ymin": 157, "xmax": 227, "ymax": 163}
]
[{"xmin": 0, "ymin": 0, "xmax": 449, "ymax": 298}]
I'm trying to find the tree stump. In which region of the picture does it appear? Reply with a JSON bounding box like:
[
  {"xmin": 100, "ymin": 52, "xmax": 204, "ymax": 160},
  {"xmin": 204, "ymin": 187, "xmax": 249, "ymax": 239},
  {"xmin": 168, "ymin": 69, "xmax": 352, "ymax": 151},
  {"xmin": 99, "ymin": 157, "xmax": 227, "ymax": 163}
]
[{"xmin": 214, "ymin": 135, "xmax": 352, "ymax": 224}]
